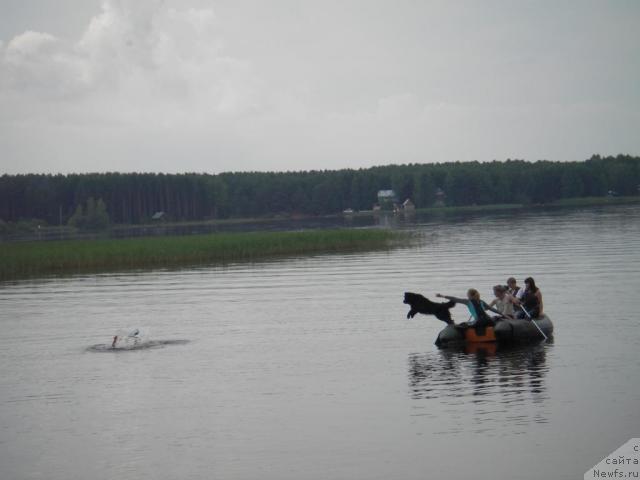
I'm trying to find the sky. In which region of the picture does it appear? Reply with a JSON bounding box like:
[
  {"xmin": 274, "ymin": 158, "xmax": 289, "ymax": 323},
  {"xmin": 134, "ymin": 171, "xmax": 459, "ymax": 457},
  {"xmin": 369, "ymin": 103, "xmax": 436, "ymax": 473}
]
[{"xmin": 0, "ymin": 0, "xmax": 639, "ymax": 174}]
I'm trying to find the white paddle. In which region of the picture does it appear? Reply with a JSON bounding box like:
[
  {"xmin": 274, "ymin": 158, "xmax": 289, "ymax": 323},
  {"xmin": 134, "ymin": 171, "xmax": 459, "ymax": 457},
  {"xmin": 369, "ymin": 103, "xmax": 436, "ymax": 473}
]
[{"xmin": 519, "ymin": 304, "xmax": 548, "ymax": 341}]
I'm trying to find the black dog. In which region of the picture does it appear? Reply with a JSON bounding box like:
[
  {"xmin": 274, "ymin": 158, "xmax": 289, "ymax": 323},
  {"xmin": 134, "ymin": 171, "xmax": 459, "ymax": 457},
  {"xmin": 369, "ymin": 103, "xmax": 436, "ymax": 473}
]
[{"xmin": 403, "ymin": 292, "xmax": 456, "ymax": 324}]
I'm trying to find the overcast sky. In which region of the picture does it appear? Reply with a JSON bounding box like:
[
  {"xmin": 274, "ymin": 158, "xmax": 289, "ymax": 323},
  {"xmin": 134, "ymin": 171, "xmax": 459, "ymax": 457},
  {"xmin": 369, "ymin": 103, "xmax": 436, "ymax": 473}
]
[{"xmin": 0, "ymin": 0, "xmax": 638, "ymax": 174}]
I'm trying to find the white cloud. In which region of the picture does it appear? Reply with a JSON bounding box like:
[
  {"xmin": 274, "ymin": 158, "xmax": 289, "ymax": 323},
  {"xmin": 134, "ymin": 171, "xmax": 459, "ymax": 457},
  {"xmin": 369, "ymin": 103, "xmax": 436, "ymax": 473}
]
[
  {"xmin": 7, "ymin": 30, "xmax": 57, "ymax": 54},
  {"xmin": 0, "ymin": 0, "xmax": 258, "ymax": 130},
  {"xmin": 2, "ymin": 30, "xmax": 87, "ymax": 97},
  {"xmin": 0, "ymin": 1, "xmax": 638, "ymax": 173}
]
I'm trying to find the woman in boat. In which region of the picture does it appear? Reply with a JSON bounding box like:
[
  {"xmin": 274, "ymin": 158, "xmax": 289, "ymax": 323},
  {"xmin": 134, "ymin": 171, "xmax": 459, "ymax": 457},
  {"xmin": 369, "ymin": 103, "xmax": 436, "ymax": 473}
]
[
  {"xmin": 489, "ymin": 285, "xmax": 515, "ymax": 318},
  {"xmin": 513, "ymin": 277, "xmax": 543, "ymax": 319},
  {"xmin": 436, "ymin": 289, "xmax": 504, "ymax": 327}
]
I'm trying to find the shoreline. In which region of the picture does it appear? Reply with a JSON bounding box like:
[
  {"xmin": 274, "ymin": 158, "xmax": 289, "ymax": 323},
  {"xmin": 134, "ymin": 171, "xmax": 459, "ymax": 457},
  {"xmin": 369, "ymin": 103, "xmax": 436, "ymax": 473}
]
[
  {"xmin": 1, "ymin": 195, "xmax": 638, "ymax": 243},
  {"xmin": 415, "ymin": 195, "xmax": 640, "ymax": 215}
]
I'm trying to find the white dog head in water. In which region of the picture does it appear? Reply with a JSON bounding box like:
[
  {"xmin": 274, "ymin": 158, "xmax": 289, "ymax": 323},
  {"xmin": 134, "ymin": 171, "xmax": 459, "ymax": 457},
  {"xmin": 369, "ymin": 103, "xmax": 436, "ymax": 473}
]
[{"xmin": 111, "ymin": 328, "xmax": 145, "ymax": 348}]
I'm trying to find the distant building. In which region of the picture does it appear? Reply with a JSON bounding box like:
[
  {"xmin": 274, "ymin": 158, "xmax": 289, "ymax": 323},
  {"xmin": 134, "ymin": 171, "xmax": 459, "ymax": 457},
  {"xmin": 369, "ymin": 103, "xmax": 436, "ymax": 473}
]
[
  {"xmin": 377, "ymin": 190, "xmax": 398, "ymax": 210},
  {"xmin": 434, "ymin": 188, "xmax": 446, "ymax": 207},
  {"xmin": 378, "ymin": 190, "xmax": 397, "ymax": 200},
  {"xmin": 151, "ymin": 211, "xmax": 166, "ymax": 221}
]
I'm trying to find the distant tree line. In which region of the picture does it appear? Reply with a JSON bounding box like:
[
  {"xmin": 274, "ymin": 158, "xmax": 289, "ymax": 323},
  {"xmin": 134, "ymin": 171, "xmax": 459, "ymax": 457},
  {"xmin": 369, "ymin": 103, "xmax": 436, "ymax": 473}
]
[{"xmin": 0, "ymin": 155, "xmax": 638, "ymax": 226}]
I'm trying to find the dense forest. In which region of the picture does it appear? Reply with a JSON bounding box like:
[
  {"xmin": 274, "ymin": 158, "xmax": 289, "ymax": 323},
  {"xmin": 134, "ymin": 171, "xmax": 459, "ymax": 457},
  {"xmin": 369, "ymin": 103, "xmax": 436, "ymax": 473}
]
[{"xmin": 0, "ymin": 155, "xmax": 638, "ymax": 226}]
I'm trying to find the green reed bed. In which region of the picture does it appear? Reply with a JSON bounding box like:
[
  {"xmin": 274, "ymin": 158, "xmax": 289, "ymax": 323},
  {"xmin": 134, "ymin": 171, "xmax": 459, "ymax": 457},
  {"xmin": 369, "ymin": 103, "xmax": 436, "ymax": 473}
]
[{"xmin": 0, "ymin": 228, "xmax": 402, "ymax": 281}]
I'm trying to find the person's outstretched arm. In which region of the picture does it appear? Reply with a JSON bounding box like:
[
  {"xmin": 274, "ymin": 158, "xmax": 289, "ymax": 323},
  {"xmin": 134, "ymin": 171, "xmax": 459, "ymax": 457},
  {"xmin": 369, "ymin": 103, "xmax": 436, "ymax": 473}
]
[
  {"xmin": 482, "ymin": 302, "xmax": 504, "ymax": 316},
  {"xmin": 436, "ymin": 293, "xmax": 469, "ymax": 306}
]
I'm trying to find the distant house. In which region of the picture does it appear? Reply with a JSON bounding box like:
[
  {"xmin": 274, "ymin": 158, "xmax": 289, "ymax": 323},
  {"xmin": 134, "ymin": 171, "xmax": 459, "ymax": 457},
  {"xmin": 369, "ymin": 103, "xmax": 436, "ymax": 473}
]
[
  {"xmin": 377, "ymin": 190, "xmax": 398, "ymax": 210},
  {"xmin": 402, "ymin": 199, "xmax": 415, "ymax": 212},
  {"xmin": 151, "ymin": 211, "xmax": 166, "ymax": 221},
  {"xmin": 378, "ymin": 190, "xmax": 397, "ymax": 201},
  {"xmin": 434, "ymin": 188, "xmax": 446, "ymax": 207}
]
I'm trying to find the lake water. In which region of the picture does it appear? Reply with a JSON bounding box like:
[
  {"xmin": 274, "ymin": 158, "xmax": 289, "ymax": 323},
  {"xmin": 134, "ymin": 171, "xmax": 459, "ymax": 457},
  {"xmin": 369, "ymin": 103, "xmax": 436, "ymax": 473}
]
[{"xmin": 1, "ymin": 205, "xmax": 639, "ymax": 480}]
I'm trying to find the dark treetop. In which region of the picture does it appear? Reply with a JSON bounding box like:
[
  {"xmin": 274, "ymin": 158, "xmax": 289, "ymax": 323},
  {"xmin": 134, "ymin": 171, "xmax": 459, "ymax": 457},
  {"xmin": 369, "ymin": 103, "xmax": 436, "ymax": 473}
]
[{"xmin": 1, "ymin": 155, "xmax": 638, "ymax": 226}]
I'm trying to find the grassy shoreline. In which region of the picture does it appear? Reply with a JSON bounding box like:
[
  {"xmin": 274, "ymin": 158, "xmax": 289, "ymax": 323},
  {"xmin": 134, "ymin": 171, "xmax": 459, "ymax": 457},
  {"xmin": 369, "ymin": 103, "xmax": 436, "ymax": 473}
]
[
  {"xmin": 0, "ymin": 228, "xmax": 403, "ymax": 281},
  {"xmin": 2, "ymin": 195, "xmax": 637, "ymax": 240},
  {"xmin": 541, "ymin": 195, "xmax": 640, "ymax": 207},
  {"xmin": 413, "ymin": 195, "xmax": 640, "ymax": 215}
]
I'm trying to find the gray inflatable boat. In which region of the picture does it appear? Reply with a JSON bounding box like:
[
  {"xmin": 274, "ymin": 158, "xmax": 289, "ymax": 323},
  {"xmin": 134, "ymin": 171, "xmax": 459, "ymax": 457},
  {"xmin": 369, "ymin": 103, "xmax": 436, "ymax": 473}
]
[{"xmin": 435, "ymin": 315, "xmax": 553, "ymax": 347}]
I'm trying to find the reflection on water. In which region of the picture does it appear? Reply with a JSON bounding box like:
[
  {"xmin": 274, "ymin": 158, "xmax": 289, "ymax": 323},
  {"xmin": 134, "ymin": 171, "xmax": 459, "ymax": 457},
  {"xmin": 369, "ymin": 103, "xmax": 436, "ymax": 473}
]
[
  {"xmin": 1, "ymin": 204, "xmax": 639, "ymax": 480},
  {"xmin": 409, "ymin": 344, "xmax": 550, "ymax": 434}
]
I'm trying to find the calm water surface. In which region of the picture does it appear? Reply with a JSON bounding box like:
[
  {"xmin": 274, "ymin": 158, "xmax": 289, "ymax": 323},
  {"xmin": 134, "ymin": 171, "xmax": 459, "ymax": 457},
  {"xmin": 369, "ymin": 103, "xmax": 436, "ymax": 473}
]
[{"xmin": 1, "ymin": 206, "xmax": 639, "ymax": 480}]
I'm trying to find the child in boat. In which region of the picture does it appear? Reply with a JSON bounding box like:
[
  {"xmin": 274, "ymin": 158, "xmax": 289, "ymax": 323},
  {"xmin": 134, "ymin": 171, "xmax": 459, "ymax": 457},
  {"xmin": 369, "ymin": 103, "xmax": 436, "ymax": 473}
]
[
  {"xmin": 489, "ymin": 285, "xmax": 516, "ymax": 318},
  {"xmin": 506, "ymin": 277, "xmax": 524, "ymax": 299},
  {"xmin": 513, "ymin": 277, "xmax": 543, "ymax": 319},
  {"xmin": 436, "ymin": 289, "xmax": 503, "ymax": 327}
]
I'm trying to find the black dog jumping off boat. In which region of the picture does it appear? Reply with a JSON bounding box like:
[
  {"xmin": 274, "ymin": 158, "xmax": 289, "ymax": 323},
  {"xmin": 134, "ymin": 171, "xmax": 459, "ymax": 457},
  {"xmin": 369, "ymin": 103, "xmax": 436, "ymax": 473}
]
[{"xmin": 403, "ymin": 292, "xmax": 456, "ymax": 324}]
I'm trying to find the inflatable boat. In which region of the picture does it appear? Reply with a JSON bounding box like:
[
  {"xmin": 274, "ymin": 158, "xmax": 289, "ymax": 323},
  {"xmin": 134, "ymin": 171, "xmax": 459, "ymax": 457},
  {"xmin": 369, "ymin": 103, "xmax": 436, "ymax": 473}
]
[{"xmin": 435, "ymin": 315, "xmax": 553, "ymax": 347}]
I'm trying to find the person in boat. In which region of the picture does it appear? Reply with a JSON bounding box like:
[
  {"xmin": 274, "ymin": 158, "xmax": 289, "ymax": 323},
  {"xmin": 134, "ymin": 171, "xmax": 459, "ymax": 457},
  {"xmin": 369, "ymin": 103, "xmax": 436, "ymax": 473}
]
[
  {"xmin": 488, "ymin": 285, "xmax": 515, "ymax": 318},
  {"xmin": 506, "ymin": 277, "xmax": 523, "ymax": 299},
  {"xmin": 436, "ymin": 289, "xmax": 504, "ymax": 327},
  {"xmin": 513, "ymin": 277, "xmax": 543, "ymax": 319}
]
